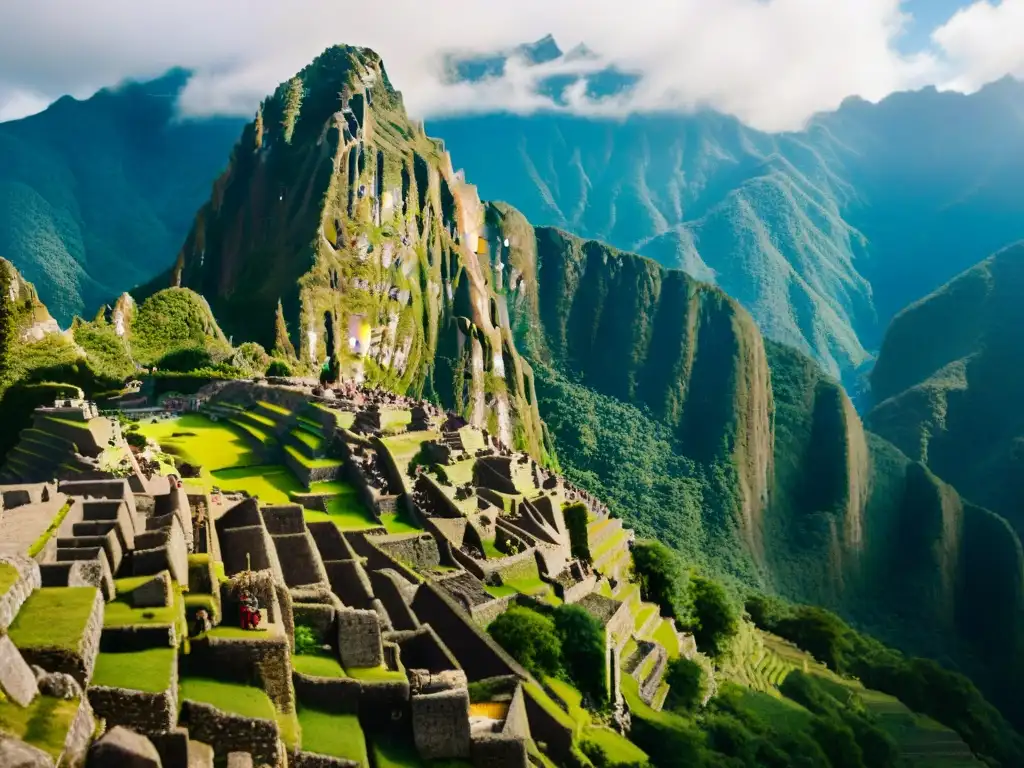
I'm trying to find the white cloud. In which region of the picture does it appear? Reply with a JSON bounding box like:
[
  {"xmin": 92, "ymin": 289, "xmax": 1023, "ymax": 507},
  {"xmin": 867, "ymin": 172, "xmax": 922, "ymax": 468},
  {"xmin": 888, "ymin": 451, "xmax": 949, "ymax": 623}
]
[
  {"xmin": 932, "ymin": 0, "xmax": 1024, "ymax": 92},
  {"xmin": 0, "ymin": 0, "xmax": 1014, "ymax": 132}
]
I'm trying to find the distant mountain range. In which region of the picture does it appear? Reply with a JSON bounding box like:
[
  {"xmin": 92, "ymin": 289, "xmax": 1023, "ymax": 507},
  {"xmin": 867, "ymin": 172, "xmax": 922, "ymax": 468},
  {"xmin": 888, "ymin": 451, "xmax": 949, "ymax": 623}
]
[
  {"xmin": 0, "ymin": 70, "xmax": 241, "ymax": 323},
  {"xmin": 429, "ymin": 38, "xmax": 1024, "ymax": 381},
  {"xmin": 5, "ymin": 40, "xmax": 1024, "ymax": 390}
]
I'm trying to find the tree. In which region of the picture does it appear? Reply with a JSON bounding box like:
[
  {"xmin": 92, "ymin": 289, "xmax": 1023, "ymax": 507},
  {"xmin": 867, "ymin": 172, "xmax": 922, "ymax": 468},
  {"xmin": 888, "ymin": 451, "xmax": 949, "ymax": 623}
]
[
  {"xmin": 664, "ymin": 656, "xmax": 712, "ymax": 712},
  {"xmin": 488, "ymin": 607, "xmax": 562, "ymax": 677},
  {"xmin": 273, "ymin": 300, "xmax": 297, "ymax": 360},
  {"xmin": 563, "ymin": 502, "xmax": 591, "ymax": 563},
  {"xmin": 282, "ymin": 77, "xmax": 303, "ymax": 144},
  {"xmin": 254, "ymin": 103, "xmax": 264, "ymax": 150},
  {"xmin": 553, "ymin": 604, "xmax": 607, "ymax": 705},
  {"xmin": 266, "ymin": 359, "xmax": 292, "ymax": 377},
  {"xmin": 631, "ymin": 540, "xmax": 685, "ymax": 619},
  {"xmin": 0, "ymin": 261, "xmax": 15, "ymax": 386},
  {"xmin": 686, "ymin": 575, "xmax": 738, "ymax": 658}
]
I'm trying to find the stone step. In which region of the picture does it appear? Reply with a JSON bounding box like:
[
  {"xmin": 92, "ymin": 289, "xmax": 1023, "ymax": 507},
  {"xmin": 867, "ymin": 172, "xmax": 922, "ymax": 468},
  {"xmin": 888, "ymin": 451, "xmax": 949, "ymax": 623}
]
[{"xmin": 187, "ymin": 739, "xmax": 215, "ymax": 768}]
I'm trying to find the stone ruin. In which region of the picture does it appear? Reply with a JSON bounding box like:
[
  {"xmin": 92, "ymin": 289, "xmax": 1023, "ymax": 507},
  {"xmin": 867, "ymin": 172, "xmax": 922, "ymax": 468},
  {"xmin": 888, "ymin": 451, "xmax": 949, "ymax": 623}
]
[{"xmin": 0, "ymin": 379, "xmax": 680, "ymax": 767}]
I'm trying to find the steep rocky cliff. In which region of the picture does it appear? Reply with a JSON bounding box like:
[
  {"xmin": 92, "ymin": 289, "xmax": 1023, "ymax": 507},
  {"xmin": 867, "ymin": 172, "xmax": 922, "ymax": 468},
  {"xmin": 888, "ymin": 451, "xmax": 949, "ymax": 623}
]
[
  {"xmin": 484, "ymin": 203, "xmax": 1024, "ymax": 715},
  {"xmin": 867, "ymin": 242, "xmax": 1024, "ymax": 539},
  {"xmin": 159, "ymin": 46, "xmax": 547, "ymax": 457}
]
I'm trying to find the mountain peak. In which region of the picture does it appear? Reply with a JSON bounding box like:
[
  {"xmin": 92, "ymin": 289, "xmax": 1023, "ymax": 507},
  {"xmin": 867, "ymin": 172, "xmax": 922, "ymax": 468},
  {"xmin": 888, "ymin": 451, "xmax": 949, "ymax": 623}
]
[{"xmin": 515, "ymin": 34, "xmax": 563, "ymax": 65}]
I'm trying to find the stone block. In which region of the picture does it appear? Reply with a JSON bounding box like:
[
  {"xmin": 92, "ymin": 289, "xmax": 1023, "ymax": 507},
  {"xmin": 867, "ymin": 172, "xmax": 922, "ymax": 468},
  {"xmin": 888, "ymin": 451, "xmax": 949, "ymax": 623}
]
[
  {"xmin": 86, "ymin": 726, "xmax": 161, "ymax": 768},
  {"xmin": 0, "ymin": 634, "xmax": 38, "ymax": 706},
  {"xmin": 227, "ymin": 752, "xmax": 253, "ymax": 768},
  {"xmin": 412, "ymin": 688, "xmax": 471, "ymax": 759},
  {"xmin": 0, "ymin": 735, "xmax": 54, "ymax": 767},
  {"xmin": 336, "ymin": 608, "xmax": 383, "ymax": 668},
  {"xmin": 132, "ymin": 571, "xmax": 171, "ymax": 608}
]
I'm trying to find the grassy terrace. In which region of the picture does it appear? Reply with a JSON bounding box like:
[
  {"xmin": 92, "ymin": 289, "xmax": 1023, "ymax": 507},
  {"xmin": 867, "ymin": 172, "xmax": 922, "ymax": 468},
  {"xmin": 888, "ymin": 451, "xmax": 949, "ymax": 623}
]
[
  {"xmin": 346, "ymin": 664, "xmax": 407, "ymax": 682},
  {"xmin": 285, "ymin": 444, "xmax": 342, "ymax": 469},
  {"xmin": 633, "ymin": 604, "xmax": 658, "ymax": 633},
  {"xmin": 298, "ymin": 709, "xmax": 368, "ymax": 764},
  {"xmin": 8, "ymin": 587, "xmax": 97, "ymax": 651},
  {"xmin": 179, "ymin": 676, "xmax": 275, "ymax": 720},
  {"xmin": 256, "ymin": 400, "xmax": 291, "ymax": 417},
  {"xmin": 541, "ymin": 676, "xmax": 649, "ymax": 765},
  {"xmin": 293, "ymin": 653, "xmax": 347, "ymax": 678},
  {"xmin": 137, "ymin": 413, "xmax": 305, "ymax": 503},
  {"xmin": 291, "ymin": 428, "xmax": 324, "ymax": 452},
  {"xmin": 592, "ymin": 529, "xmax": 628, "ymax": 563},
  {"xmin": 301, "ymin": 481, "xmax": 380, "ymax": 531},
  {"xmin": 92, "ymin": 647, "xmax": 176, "ymax": 692},
  {"xmin": 106, "ymin": 576, "xmax": 184, "ymax": 632},
  {"xmin": 651, "ymin": 619, "xmax": 680, "ymax": 660},
  {"xmin": 0, "ymin": 695, "xmax": 81, "ymax": 759}
]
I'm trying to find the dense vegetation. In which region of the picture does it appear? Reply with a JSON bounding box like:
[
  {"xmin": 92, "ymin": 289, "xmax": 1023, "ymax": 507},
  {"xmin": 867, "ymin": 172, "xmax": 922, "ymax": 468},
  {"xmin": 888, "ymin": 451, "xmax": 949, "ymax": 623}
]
[
  {"xmin": 488, "ymin": 601, "xmax": 607, "ymax": 704},
  {"xmin": 0, "ymin": 70, "xmax": 241, "ymax": 323},
  {"xmin": 868, "ymin": 242, "xmax": 1024, "ymax": 536},
  {"xmin": 747, "ymin": 594, "xmax": 1024, "ymax": 767}
]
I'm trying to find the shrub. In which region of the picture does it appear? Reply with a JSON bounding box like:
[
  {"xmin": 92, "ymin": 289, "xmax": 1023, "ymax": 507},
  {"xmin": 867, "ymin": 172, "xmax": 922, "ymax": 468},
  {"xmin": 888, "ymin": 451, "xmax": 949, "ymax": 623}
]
[
  {"xmin": 664, "ymin": 656, "xmax": 711, "ymax": 712},
  {"xmin": 684, "ymin": 575, "xmax": 738, "ymax": 658},
  {"xmin": 156, "ymin": 346, "xmax": 213, "ymax": 373},
  {"xmin": 488, "ymin": 607, "xmax": 562, "ymax": 677},
  {"xmin": 580, "ymin": 740, "xmax": 609, "ymax": 768},
  {"xmin": 266, "ymin": 359, "xmax": 292, "ymax": 377},
  {"xmin": 232, "ymin": 342, "xmax": 270, "ymax": 375},
  {"xmin": 124, "ymin": 431, "xmax": 147, "ymax": 449},
  {"xmin": 294, "ymin": 625, "xmax": 319, "ymax": 655},
  {"xmin": 553, "ymin": 604, "xmax": 607, "ymax": 706},
  {"xmin": 564, "ymin": 502, "xmax": 591, "ymax": 563},
  {"xmin": 631, "ymin": 540, "xmax": 685, "ymax": 619}
]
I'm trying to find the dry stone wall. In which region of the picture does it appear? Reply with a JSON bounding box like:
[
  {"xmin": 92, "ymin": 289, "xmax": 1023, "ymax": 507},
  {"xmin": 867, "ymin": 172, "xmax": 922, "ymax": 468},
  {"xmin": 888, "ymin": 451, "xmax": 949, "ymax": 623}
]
[
  {"xmin": 0, "ymin": 555, "xmax": 40, "ymax": 630},
  {"xmin": 180, "ymin": 701, "xmax": 281, "ymax": 768}
]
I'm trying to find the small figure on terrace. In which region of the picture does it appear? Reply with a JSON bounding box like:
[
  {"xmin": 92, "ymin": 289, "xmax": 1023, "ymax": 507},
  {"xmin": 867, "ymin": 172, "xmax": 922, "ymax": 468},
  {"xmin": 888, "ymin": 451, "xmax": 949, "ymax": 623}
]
[{"xmin": 239, "ymin": 591, "xmax": 261, "ymax": 630}]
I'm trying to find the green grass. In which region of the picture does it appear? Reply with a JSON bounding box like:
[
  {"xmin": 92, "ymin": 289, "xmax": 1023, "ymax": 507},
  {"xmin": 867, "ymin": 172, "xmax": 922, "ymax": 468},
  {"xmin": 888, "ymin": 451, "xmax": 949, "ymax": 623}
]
[
  {"xmin": 523, "ymin": 682, "xmax": 575, "ymax": 729},
  {"xmin": 92, "ymin": 647, "xmax": 176, "ymax": 692},
  {"xmin": 206, "ymin": 625, "xmax": 276, "ymax": 640},
  {"xmin": 304, "ymin": 487, "xmax": 379, "ymax": 532},
  {"xmin": 0, "ymin": 563, "xmax": 19, "ymax": 595},
  {"xmin": 480, "ymin": 538, "xmax": 504, "ymax": 559},
  {"xmin": 104, "ymin": 582, "xmax": 182, "ymax": 629},
  {"xmin": 582, "ymin": 726, "xmax": 650, "ymax": 766},
  {"xmin": 257, "ymin": 400, "xmax": 291, "ymax": 417},
  {"xmin": 592, "ymin": 529, "xmax": 629, "ymax": 563},
  {"xmin": 293, "ymin": 653, "xmax": 347, "ymax": 678},
  {"xmin": 26, "ymin": 499, "xmax": 73, "ymax": 557},
  {"xmin": 285, "ymin": 444, "xmax": 343, "ymax": 470},
  {"xmin": 379, "ymin": 409, "xmax": 412, "ymax": 433},
  {"xmin": 7, "ymin": 587, "xmax": 96, "ymax": 650},
  {"xmin": 136, "ymin": 414, "xmax": 258, "ymax": 470},
  {"xmin": 210, "ymin": 465, "xmax": 304, "ymax": 503},
  {"xmin": 544, "ymin": 676, "xmax": 589, "ymax": 726},
  {"xmin": 178, "ymin": 676, "xmax": 275, "ymax": 720},
  {"xmin": 380, "ymin": 511, "xmax": 422, "ymax": 534},
  {"xmin": 484, "ymin": 584, "xmax": 518, "ymax": 599},
  {"xmin": 444, "ymin": 460, "xmax": 475, "ymax": 486},
  {"xmin": 297, "ymin": 708, "xmax": 368, "ymax": 763},
  {"xmin": 346, "ymin": 665, "xmax": 406, "ymax": 682},
  {"xmin": 291, "ymin": 427, "xmax": 324, "ymax": 451},
  {"xmin": 0, "ymin": 695, "xmax": 81, "ymax": 758},
  {"xmin": 633, "ymin": 604, "xmax": 658, "ymax": 633}
]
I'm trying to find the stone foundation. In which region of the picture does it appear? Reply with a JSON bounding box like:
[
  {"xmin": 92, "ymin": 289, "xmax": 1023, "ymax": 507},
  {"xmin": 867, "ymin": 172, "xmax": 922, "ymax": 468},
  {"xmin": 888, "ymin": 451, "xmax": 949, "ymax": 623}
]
[{"xmin": 180, "ymin": 700, "xmax": 281, "ymax": 768}]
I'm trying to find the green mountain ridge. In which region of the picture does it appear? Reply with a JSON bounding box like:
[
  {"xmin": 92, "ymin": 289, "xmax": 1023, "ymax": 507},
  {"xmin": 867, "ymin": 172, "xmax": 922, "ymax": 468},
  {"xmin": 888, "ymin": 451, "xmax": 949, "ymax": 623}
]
[
  {"xmin": 485, "ymin": 203, "xmax": 1024, "ymax": 726},
  {"xmin": 0, "ymin": 70, "xmax": 242, "ymax": 324},
  {"xmin": 867, "ymin": 241, "xmax": 1024, "ymax": 542}
]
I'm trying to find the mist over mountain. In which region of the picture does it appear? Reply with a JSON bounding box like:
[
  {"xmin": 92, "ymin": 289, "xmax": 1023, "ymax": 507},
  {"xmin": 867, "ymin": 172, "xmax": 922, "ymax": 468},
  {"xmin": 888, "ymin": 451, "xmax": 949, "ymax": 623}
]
[{"xmin": 428, "ymin": 45, "xmax": 1024, "ymax": 381}]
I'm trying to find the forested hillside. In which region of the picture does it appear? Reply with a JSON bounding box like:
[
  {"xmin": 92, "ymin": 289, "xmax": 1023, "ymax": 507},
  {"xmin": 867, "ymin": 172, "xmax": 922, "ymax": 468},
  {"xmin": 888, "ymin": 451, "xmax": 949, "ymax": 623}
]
[{"xmin": 0, "ymin": 70, "xmax": 241, "ymax": 323}]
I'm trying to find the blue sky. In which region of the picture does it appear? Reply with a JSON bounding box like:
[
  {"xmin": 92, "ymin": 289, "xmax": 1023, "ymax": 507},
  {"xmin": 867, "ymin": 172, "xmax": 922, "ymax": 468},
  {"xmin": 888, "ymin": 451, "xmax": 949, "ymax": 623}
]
[{"xmin": 899, "ymin": 0, "xmax": 971, "ymax": 50}]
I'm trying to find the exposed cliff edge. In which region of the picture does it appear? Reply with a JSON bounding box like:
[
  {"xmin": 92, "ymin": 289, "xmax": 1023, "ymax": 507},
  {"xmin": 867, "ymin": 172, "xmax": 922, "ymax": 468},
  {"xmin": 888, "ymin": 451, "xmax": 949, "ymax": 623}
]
[{"xmin": 155, "ymin": 46, "xmax": 547, "ymax": 458}]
